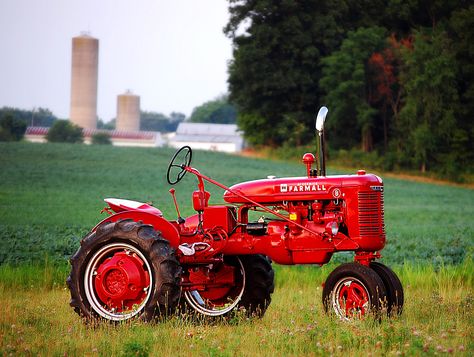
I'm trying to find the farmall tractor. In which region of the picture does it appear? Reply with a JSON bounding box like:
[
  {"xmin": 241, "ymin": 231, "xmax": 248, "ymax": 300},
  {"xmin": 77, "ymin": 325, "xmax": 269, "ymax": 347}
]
[{"xmin": 68, "ymin": 107, "xmax": 403, "ymax": 322}]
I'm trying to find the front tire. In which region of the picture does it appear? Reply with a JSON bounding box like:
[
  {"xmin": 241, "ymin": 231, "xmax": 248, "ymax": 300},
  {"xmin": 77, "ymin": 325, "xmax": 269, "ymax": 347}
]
[
  {"xmin": 370, "ymin": 262, "xmax": 404, "ymax": 316},
  {"xmin": 322, "ymin": 262, "xmax": 387, "ymax": 321},
  {"xmin": 67, "ymin": 220, "xmax": 181, "ymax": 322}
]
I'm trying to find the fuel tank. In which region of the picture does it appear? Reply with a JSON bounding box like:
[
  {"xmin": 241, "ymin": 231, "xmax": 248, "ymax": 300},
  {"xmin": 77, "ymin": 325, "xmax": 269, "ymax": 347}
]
[{"xmin": 223, "ymin": 172, "xmax": 383, "ymax": 203}]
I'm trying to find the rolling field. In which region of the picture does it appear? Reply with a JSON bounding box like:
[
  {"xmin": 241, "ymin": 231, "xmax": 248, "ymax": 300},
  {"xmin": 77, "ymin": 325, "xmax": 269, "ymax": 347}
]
[{"xmin": 0, "ymin": 142, "xmax": 473, "ymax": 355}]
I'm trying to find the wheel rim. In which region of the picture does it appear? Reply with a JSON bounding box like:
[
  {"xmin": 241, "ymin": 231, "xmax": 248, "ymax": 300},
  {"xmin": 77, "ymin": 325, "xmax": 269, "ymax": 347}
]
[
  {"xmin": 84, "ymin": 243, "xmax": 152, "ymax": 321},
  {"xmin": 184, "ymin": 257, "xmax": 245, "ymax": 316},
  {"xmin": 331, "ymin": 277, "xmax": 370, "ymax": 320}
]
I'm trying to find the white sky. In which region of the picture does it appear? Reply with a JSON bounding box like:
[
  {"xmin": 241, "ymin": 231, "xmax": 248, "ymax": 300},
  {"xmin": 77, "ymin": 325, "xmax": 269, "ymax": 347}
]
[{"xmin": 0, "ymin": 0, "xmax": 232, "ymax": 121}]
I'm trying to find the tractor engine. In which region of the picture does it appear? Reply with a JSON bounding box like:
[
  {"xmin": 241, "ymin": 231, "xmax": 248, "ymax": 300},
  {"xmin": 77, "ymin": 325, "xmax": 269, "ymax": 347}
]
[{"xmin": 222, "ymin": 170, "xmax": 385, "ymax": 265}]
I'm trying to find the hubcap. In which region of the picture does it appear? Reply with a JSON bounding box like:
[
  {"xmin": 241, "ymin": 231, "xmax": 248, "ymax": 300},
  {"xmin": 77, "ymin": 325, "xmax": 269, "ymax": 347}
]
[
  {"xmin": 332, "ymin": 277, "xmax": 370, "ymax": 320},
  {"xmin": 184, "ymin": 257, "xmax": 245, "ymax": 316},
  {"xmin": 84, "ymin": 243, "xmax": 152, "ymax": 321}
]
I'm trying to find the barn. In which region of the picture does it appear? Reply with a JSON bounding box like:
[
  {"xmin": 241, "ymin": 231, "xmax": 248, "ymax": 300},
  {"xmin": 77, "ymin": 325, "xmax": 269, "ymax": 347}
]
[
  {"xmin": 24, "ymin": 127, "xmax": 163, "ymax": 147},
  {"xmin": 169, "ymin": 123, "xmax": 244, "ymax": 153}
]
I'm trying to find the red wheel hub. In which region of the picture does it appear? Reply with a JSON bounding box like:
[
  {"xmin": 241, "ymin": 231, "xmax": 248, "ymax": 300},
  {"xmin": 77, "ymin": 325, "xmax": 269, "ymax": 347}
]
[
  {"xmin": 94, "ymin": 251, "xmax": 150, "ymax": 311},
  {"xmin": 188, "ymin": 264, "xmax": 236, "ymax": 306},
  {"xmin": 338, "ymin": 280, "xmax": 369, "ymax": 317}
]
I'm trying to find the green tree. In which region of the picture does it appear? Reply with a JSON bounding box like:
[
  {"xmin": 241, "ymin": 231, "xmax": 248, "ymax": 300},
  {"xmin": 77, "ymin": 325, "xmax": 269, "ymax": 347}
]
[
  {"xmin": 189, "ymin": 95, "xmax": 237, "ymax": 124},
  {"xmin": 225, "ymin": 0, "xmax": 395, "ymax": 146},
  {"xmin": 320, "ymin": 27, "xmax": 387, "ymax": 152},
  {"xmin": 0, "ymin": 114, "xmax": 27, "ymax": 141},
  {"xmin": 398, "ymin": 28, "xmax": 462, "ymax": 175},
  {"xmin": 225, "ymin": 0, "xmax": 343, "ymax": 146},
  {"xmin": 91, "ymin": 132, "xmax": 112, "ymax": 145},
  {"xmin": 97, "ymin": 118, "xmax": 115, "ymax": 130},
  {"xmin": 140, "ymin": 111, "xmax": 184, "ymax": 132},
  {"xmin": 448, "ymin": 5, "xmax": 474, "ymax": 171},
  {"xmin": 0, "ymin": 107, "xmax": 57, "ymax": 127},
  {"xmin": 46, "ymin": 120, "xmax": 83, "ymax": 143}
]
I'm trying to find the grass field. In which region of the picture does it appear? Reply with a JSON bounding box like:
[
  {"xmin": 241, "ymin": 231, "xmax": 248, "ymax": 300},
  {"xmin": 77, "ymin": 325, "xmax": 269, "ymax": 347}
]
[
  {"xmin": 0, "ymin": 142, "xmax": 473, "ymax": 355},
  {"xmin": 0, "ymin": 261, "xmax": 472, "ymax": 355}
]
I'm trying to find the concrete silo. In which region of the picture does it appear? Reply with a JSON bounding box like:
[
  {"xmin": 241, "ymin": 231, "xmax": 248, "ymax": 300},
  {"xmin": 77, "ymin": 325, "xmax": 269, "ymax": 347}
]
[
  {"xmin": 116, "ymin": 90, "xmax": 140, "ymax": 132},
  {"xmin": 69, "ymin": 33, "xmax": 98, "ymax": 129}
]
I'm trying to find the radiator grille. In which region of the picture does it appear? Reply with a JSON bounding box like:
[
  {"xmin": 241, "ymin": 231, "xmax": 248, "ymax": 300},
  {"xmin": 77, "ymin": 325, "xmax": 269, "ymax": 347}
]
[{"xmin": 358, "ymin": 191, "xmax": 385, "ymax": 238}]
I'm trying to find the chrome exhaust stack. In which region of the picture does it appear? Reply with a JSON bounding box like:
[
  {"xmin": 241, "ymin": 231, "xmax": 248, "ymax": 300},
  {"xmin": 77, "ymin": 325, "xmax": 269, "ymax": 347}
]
[{"xmin": 315, "ymin": 106, "xmax": 328, "ymax": 177}]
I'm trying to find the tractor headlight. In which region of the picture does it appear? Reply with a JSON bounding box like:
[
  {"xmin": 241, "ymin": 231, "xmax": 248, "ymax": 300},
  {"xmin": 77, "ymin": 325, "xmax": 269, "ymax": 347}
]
[{"xmin": 326, "ymin": 221, "xmax": 339, "ymax": 236}]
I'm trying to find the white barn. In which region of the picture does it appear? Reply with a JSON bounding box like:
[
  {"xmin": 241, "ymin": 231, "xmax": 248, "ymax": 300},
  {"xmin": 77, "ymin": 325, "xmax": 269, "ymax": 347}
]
[{"xmin": 169, "ymin": 123, "xmax": 244, "ymax": 153}]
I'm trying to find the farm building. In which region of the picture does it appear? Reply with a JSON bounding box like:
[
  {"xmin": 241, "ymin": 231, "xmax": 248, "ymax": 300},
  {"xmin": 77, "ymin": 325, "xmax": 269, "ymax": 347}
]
[
  {"xmin": 169, "ymin": 123, "xmax": 244, "ymax": 153},
  {"xmin": 24, "ymin": 127, "xmax": 163, "ymax": 147}
]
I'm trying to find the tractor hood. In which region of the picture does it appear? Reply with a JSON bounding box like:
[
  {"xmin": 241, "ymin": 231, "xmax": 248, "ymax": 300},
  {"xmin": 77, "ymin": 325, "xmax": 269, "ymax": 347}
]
[{"xmin": 223, "ymin": 173, "xmax": 382, "ymax": 204}]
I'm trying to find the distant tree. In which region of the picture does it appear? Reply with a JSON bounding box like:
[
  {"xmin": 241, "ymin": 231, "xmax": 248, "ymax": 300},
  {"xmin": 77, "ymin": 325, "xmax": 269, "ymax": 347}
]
[
  {"xmin": 189, "ymin": 95, "xmax": 237, "ymax": 124},
  {"xmin": 0, "ymin": 114, "xmax": 27, "ymax": 141},
  {"xmin": 320, "ymin": 27, "xmax": 387, "ymax": 152},
  {"xmin": 169, "ymin": 112, "xmax": 186, "ymax": 123},
  {"xmin": 46, "ymin": 120, "xmax": 83, "ymax": 143},
  {"xmin": 367, "ymin": 35, "xmax": 411, "ymax": 151},
  {"xmin": 0, "ymin": 107, "xmax": 57, "ymax": 127},
  {"xmin": 32, "ymin": 108, "xmax": 57, "ymax": 127},
  {"xmin": 448, "ymin": 5, "xmax": 474, "ymax": 170},
  {"xmin": 91, "ymin": 132, "xmax": 112, "ymax": 145},
  {"xmin": 398, "ymin": 28, "xmax": 462, "ymax": 174},
  {"xmin": 97, "ymin": 118, "xmax": 115, "ymax": 130},
  {"xmin": 225, "ymin": 0, "xmax": 392, "ymax": 146},
  {"xmin": 140, "ymin": 111, "xmax": 185, "ymax": 132}
]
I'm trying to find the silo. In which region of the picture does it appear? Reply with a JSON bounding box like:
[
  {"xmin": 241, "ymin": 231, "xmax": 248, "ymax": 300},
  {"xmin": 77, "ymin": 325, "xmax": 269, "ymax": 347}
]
[
  {"xmin": 116, "ymin": 90, "xmax": 140, "ymax": 131},
  {"xmin": 69, "ymin": 33, "xmax": 98, "ymax": 129}
]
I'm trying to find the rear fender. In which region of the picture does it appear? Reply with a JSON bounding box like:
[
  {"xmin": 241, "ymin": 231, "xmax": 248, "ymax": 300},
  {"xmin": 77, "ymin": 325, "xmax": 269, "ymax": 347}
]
[{"xmin": 91, "ymin": 211, "xmax": 180, "ymax": 248}]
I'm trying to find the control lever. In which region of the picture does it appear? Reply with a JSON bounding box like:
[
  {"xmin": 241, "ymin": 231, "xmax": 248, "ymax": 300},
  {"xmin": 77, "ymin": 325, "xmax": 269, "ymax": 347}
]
[{"xmin": 169, "ymin": 188, "xmax": 185, "ymax": 224}]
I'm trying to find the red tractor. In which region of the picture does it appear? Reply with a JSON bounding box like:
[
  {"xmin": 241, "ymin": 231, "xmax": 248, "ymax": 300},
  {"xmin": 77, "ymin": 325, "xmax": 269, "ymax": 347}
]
[{"xmin": 68, "ymin": 107, "xmax": 403, "ymax": 322}]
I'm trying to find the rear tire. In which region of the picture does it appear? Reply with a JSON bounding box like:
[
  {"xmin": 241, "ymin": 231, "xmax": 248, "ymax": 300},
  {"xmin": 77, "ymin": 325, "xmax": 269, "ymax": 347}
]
[
  {"xmin": 370, "ymin": 262, "xmax": 404, "ymax": 316},
  {"xmin": 183, "ymin": 254, "xmax": 274, "ymax": 318},
  {"xmin": 67, "ymin": 220, "xmax": 181, "ymax": 322},
  {"xmin": 322, "ymin": 262, "xmax": 387, "ymax": 321}
]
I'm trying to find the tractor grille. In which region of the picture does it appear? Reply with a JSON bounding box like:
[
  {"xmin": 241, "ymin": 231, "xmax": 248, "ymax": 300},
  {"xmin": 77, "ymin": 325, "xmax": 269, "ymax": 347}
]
[{"xmin": 358, "ymin": 191, "xmax": 385, "ymax": 238}]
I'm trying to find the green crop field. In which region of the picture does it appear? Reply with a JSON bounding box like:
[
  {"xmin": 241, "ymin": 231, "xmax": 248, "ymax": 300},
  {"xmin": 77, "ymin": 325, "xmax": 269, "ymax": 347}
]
[{"xmin": 0, "ymin": 142, "xmax": 473, "ymax": 355}]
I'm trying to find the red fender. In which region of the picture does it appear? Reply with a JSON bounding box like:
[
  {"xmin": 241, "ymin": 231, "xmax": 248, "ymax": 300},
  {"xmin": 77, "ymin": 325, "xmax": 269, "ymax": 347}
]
[{"xmin": 91, "ymin": 211, "xmax": 180, "ymax": 248}]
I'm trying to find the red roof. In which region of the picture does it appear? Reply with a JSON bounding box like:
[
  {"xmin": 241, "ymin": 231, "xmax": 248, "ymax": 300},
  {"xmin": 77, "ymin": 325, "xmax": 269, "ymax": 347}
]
[{"xmin": 26, "ymin": 127, "xmax": 157, "ymax": 140}]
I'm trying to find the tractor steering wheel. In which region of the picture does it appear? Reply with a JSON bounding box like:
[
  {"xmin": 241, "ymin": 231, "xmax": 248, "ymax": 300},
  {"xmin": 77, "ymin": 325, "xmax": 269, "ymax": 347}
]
[{"xmin": 167, "ymin": 146, "xmax": 193, "ymax": 185}]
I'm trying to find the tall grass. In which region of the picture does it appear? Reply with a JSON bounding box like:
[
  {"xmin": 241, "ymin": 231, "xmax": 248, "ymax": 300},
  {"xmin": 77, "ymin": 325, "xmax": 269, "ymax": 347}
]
[{"xmin": 1, "ymin": 261, "xmax": 472, "ymax": 355}]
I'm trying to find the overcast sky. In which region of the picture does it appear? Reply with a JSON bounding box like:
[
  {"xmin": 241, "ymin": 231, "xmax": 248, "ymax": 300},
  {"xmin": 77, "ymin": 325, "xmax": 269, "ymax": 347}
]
[{"xmin": 0, "ymin": 0, "xmax": 233, "ymax": 121}]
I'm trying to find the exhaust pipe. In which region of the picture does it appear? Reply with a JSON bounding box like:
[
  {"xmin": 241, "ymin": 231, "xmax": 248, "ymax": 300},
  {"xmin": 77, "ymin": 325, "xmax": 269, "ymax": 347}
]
[{"xmin": 315, "ymin": 106, "xmax": 328, "ymax": 176}]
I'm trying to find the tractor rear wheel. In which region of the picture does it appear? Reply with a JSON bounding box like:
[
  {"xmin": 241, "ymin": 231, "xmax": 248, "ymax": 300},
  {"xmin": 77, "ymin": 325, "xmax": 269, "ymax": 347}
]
[
  {"xmin": 370, "ymin": 262, "xmax": 404, "ymax": 316},
  {"xmin": 183, "ymin": 254, "xmax": 274, "ymax": 318},
  {"xmin": 67, "ymin": 220, "xmax": 181, "ymax": 322},
  {"xmin": 322, "ymin": 262, "xmax": 387, "ymax": 321}
]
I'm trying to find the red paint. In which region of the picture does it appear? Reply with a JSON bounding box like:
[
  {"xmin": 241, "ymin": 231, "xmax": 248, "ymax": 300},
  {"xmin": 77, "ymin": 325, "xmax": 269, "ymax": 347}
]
[
  {"xmin": 94, "ymin": 251, "xmax": 150, "ymax": 311},
  {"xmin": 339, "ymin": 280, "xmax": 369, "ymax": 318},
  {"xmin": 96, "ymin": 151, "xmax": 387, "ymax": 292}
]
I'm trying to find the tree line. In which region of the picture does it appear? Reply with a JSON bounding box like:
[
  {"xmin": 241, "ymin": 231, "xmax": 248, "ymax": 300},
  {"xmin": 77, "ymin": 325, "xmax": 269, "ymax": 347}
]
[
  {"xmin": 225, "ymin": 0, "xmax": 473, "ymax": 179},
  {"xmin": 0, "ymin": 96, "xmax": 237, "ymax": 140}
]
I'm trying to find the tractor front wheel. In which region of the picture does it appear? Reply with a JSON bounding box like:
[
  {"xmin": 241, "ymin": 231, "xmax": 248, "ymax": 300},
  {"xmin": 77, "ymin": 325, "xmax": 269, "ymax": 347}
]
[
  {"xmin": 67, "ymin": 220, "xmax": 181, "ymax": 322},
  {"xmin": 322, "ymin": 262, "xmax": 387, "ymax": 321},
  {"xmin": 370, "ymin": 262, "xmax": 404, "ymax": 316}
]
